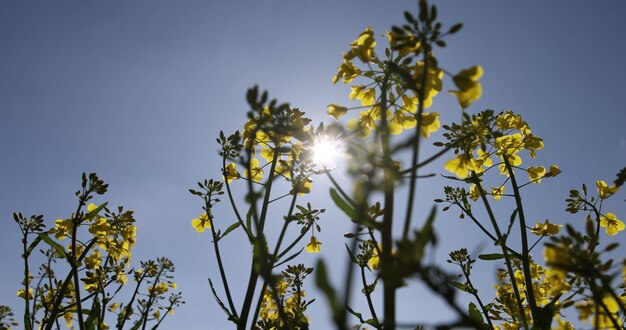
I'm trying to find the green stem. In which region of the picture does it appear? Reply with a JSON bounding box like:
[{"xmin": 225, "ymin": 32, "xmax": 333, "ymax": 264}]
[
  {"xmin": 250, "ymin": 193, "xmax": 298, "ymax": 326},
  {"xmin": 360, "ymin": 266, "xmax": 380, "ymax": 328},
  {"xmin": 472, "ymin": 174, "xmax": 529, "ymax": 330},
  {"xmin": 402, "ymin": 46, "xmax": 429, "ymax": 241},
  {"xmin": 117, "ymin": 272, "xmax": 145, "ymax": 329},
  {"xmin": 140, "ymin": 266, "xmax": 165, "ymax": 330},
  {"xmin": 238, "ymin": 150, "xmax": 279, "ymax": 329},
  {"xmin": 22, "ymin": 230, "xmax": 33, "ymax": 330},
  {"xmin": 461, "ymin": 266, "xmax": 494, "ymax": 330},
  {"xmin": 379, "ymin": 75, "xmax": 396, "ymax": 330},
  {"xmin": 223, "ymin": 155, "xmax": 254, "ymax": 242},
  {"xmin": 70, "ymin": 196, "xmax": 87, "ymax": 330},
  {"xmin": 44, "ymin": 239, "xmax": 96, "ymax": 330},
  {"xmin": 209, "ymin": 201, "xmax": 239, "ymax": 320},
  {"xmin": 503, "ymin": 157, "xmax": 538, "ymax": 320},
  {"xmin": 456, "ymin": 203, "xmax": 521, "ymax": 258}
]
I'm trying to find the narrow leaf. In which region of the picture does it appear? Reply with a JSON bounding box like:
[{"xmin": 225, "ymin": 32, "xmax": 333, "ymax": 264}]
[
  {"xmin": 450, "ymin": 281, "xmax": 470, "ymax": 293},
  {"xmin": 85, "ymin": 202, "xmax": 108, "ymax": 220},
  {"xmin": 478, "ymin": 253, "xmax": 505, "ymax": 260},
  {"xmin": 38, "ymin": 233, "xmax": 70, "ymax": 261},
  {"xmin": 219, "ymin": 222, "xmax": 241, "ymax": 240},
  {"xmin": 330, "ymin": 188, "xmax": 356, "ymax": 219}
]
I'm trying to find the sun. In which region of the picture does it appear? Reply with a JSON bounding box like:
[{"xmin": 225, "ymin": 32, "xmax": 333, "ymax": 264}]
[{"xmin": 311, "ymin": 136, "xmax": 341, "ymax": 169}]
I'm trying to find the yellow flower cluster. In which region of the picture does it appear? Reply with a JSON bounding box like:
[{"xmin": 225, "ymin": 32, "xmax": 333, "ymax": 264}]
[
  {"xmin": 444, "ymin": 111, "xmax": 560, "ymax": 201},
  {"xmin": 491, "ymin": 260, "xmax": 572, "ymax": 329}
]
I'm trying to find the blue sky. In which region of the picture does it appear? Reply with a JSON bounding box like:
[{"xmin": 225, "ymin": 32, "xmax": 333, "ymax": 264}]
[{"xmin": 1, "ymin": 1, "xmax": 625, "ymax": 329}]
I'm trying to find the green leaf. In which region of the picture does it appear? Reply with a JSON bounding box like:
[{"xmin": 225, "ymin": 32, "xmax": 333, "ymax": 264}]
[
  {"xmin": 365, "ymin": 318, "xmax": 380, "ymax": 327},
  {"xmin": 330, "ymin": 188, "xmax": 356, "ymax": 219},
  {"xmin": 219, "ymin": 222, "xmax": 241, "ymax": 241},
  {"xmin": 85, "ymin": 296, "xmax": 101, "ymax": 330},
  {"xmin": 315, "ymin": 259, "xmax": 340, "ymax": 321},
  {"xmin": 468, "ymin": 302, "xmax": 486, "ymax": 329},
  {"xmin": 450, "ymin": 281, "xmax": 469, "ymax": 293},
  {"xmin": 129, "ymin": 320, "xmax": 144, "ymax": 330},
  {"xmin": 346, "ymin": 305, "xmax": 362, "ymax": 320},
  {"xmin": 478, "ymin": 253, "xmax": 504, "ymax": 261},
  {"xmin": 25, "ymin": 235, "xmax": 43, "ymax": 257},
  {"xmin": 38, "ymin": 233, "xmax": 70, "ymax": 261},
  {"xmin": 246, "ymin": 207, "xmax": 254, "ymax": 234},
  {"xmin": 448, "ymin": 23, "xmax": 463, "ymax": 34},
  {"xmin": 85, "ymin": 202, "xmax": 108, "ymax": 220}
]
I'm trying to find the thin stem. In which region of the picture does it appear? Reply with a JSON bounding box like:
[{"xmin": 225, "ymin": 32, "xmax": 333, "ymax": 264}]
[
  {"xmin": 504, "ymin": 157, "xmax": 538, "ymax": 320},
  {"xmin": 44, "ymin": 239, "xmax": 96, "ymax": 330},
  {"xmin": 117, "ymin": 272, "xmax": 145, "ymax": 329},
  {"xmin": 456, "ymin": 203, "xmax": 521, "ymax": 258},
  {"xmin": 379, "ymin": 75, "xmax": 396, "ymax": 330},
  {"xmin": 461, "ymin": 267, "xmax": 494, "ymax": 330},
  {"xmin": 140, "ymin": 266, "xmax": 165, "ymax": 330},
  {"xmin": 402, "ymin": 45, "xmax": 429, "ymax": 241},
  {"xmin": 70, "ymin": 196, "xmax": 88, "ymax": 330},
  {"xmin": 360, "ymin": 266, "xmax": 380, "ymax": 328},
  {"xmin": 250, "ymin": 193, "xmax": 298, "ymax": 326},
  {"xmin": 472, "ymin": 174, "xmax": 530, "ymax": 330},
  {"xmin": 22, "ymin": 230, "xmax": 33, "ymax": 330},
  {"xmin": 209, "ymin": 202, "xmax": 239, "ymax": 319},
  {"xmin": 238, "ymin": 149, "xmax": 279, "ymax": 329},
  {"xmin": 223, "ymin": 155, "xmax": 254, "ymax": 242}
]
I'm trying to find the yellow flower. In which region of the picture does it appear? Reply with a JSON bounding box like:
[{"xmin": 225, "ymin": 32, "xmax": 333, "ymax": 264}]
[
  {"xmin": 85, "ymin": 249, "xmax": 102, "ymax": 270},
  {"xmin": 389, "ymin": 111, "xmax": 416, "ymax": 135},
  {"xmin": 64, "ymin": 312, "xmax": 73, "ymax": 328},
  {"xmin": 305, "ymin": 236, "xmax": 321, "ymax": 253},
  {"xmin": 412, "ymin": 59, "xmax": 443, "ymax": 108},
  {"xmin": 599, "ymin": 212, "xmax": 624, "ymax": 236},
  {"xmin": 344, "ymin": 26, "xmax": 377, "ymax": 63},
  {"xmin": 419, "ymin": 112, "xmax": 440, "ymax": 138},
  {"xmin": 148, "ymin": 282, "xmax": 169, "ymax": 296},
  {"xmin": 260, "ymin": 147, "xmax": 275, "ymax": 162},
  {"xmin": 291, "ymin": 178, "xmax": 312, "ymax": 196},
  {"xmin": 527, "ymin": 166, "xmax": 546, "ymax": 184},
  {"xmin": 223, "ymin": 163, "xmax": 240, "ymax": 183},
  {"xmin": 495, "ymin": 133, "xmax": 524, "ymax": 157},
  {"xmin": 474, "ymin": 148, "xmax": 492, "ymax": 171},
  {"xmin": 468, "ymin": 184, "xmax": 481, "ymax": 201},
  {"xmin": 530, "ymin": 219, "xmax": 562, "ymax": 236},
  {"xmin": 545, "ymin": 165, "xmax": 561, "ymax": 177},
  {"xmin": 327, "ymin": 103, "xmax": 348, "ymax": 120},
  {"xmin": 116, "ymin": 272, "xmax": 128, "ymax": 285},
  {"xmin": 191, "ymin": 213, "xmax": 212, "ymax": 233},
  {"xmin": 244, "ymin": 158, "xmax": 264, "ymax": 182},
  {"xmin": 449, "ymin": 66, "xmax": 483, "ymax": 109},
  {"xmin": 349, "ymin": 85, "xmax": 376, "ymax": 106},
  {"xmin": 87, "ymin": 203, "xmax": 98, "ymax": 212},
  {"xmin": 495, "ymin": 112, "xmax": 525, "ymax": 130},
  {"xmin": 332, "ymin": 59, "xmax": 361, "ymax": 84},
  {"xmin": 491, "ymin": 186, "xmax": 504, "ymax": 200},
  {"xmin": 444, "ymin": 154, "xmax": 476, "ymax": 179},
  {"xmin": 596, "ymin": 180, "xmax": 619, "ymax": 199},
  {"xmin": 50, "ymin": 218, "xmax": 74, "ymax": 240},
  {"xmin": 17, "ymin": 288, "xmax": 33, "ymax": 300},
  {"xmin": 523, "ymin": 135, "xmax": 544, "ymax": 158},
  {"xmin": 108, "ymin": 303, "xmax": 120, "ymax": 312},
  {"xmin": 591, "ymin": 295, "xmax": 624, "ymax": 328}
]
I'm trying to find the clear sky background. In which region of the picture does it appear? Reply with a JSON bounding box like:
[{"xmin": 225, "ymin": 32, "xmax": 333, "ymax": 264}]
[{"xmin": 1, "ymin": 1, "xmax": 625, "ymax": 329}]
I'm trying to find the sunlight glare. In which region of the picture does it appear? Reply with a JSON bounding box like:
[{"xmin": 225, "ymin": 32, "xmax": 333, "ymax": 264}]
[{"xmin": 312, "ymin": 137, "xmax": 341, "ymax": 169}]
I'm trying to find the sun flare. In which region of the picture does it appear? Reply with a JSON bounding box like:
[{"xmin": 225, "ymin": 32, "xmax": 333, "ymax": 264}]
[{"xmin": 312, "ymin": 137, "xmax": 341, "ymax": 169}]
